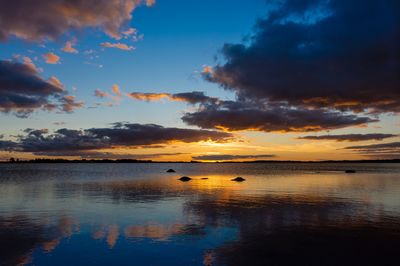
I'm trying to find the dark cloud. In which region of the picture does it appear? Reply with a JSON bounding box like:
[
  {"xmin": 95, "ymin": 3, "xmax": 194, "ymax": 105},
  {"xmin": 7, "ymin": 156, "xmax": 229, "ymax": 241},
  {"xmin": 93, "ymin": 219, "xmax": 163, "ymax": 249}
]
[
  {"xmin": 0, "ymin": 140, "xmax": 17, "ymax": 151},
  {"xmin": 192, "ymin": 154, "xmax": 276, "ymax": 161},
  {"xmin": 127, "ymin": 91, "xmax": 218, "ymax": 104},
  {"xmin": 86, "ymin": 123, "xmax": 232, "ymax": 147},
  {"xmin": 344, "ymin": 142, "xmax": 400, "ymax": 159},
  {"xmin": 0, "ymin": 0, "xmax": 152, "ymax": 41},
  {"xmin": 31, "ymin": 151, "xmax": 186, "ymax": 159},
  {"xmin": 0, "ymin": 60, "xmax": 83, "ymax": 117},
  {"xmin": 24, "ymin": 128, "xmax": 49, "ymax": 137},
  {"xmin": 0, "ymin": 123, "xmax": 233, "ymax": 157},
  {"xmin": 171, "ymin": 92, "xmax": 218, "ymax": 104},
  {"xmin": 127, "ymin": 89, "xmax": 378, "ymax": 132},
  {"xmin": 0, "ymin": 60, "xmax": 62, "ymax": 116},
  {"xmin": 345, "ymin": 142, "xmax": 400, "ymax": 150},
  {"xmin": 298, "ymin": 133, "xmax": 398, "ymax": 142},
  {"xmin": 207, "ymin": 0, "xmax": 400, "ymax": 113},
  {"xmin": 182, "ymin": 100, "xmax": 376, "ymax": 132}
]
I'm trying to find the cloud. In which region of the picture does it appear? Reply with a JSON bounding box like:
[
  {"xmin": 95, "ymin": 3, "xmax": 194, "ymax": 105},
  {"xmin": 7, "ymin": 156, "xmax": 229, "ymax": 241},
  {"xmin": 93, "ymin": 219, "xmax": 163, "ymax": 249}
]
[
  {"xmin": 0, "ymin": 60, "xmax": 82, "ymax": 117},
  {"xmin": 101, "ymin": 42, "xmax": 134, "ymax": 51},
  {"xmin": 48, "ymin": 76, "xmax": 64, "ymax": 89},
  {"xmin": 111, "ymin": 84, "xmax": 121, "ymax": 97},
  {"xmin": 181, "ymin": 100, "xmax": 376, "ymax": 132},
  {"xmin": 345, "ymin": 142, "xmax": 400, "ymax": 151},
  {"xmin": 127, "ymin": 92, "xmax": 171, "ymax": 101},
  {"xmin": 24, "ymin": 128, "xmax": 49, "ymax": 137},
  {"xmin": 0, "ymin": 0, "xmax": 152, "ymax": 41},
  {"xmin": 121, "ymin": 28, "xmax": 144, "ymax": 42},
  {"xmin": 0, "ymin": 123, "xmax": 234, "ymax": 157},
  {"xmin": 30, "ymin": 151, "xmax": 186, "ymax": 159},
  {"xmin": 94, "ymin": 89, "xmax": 110, "ymax": 98},
  {"xmin": 298, "ymin": 134, "xmax": 398, "ymax": 142},
  {"xmin": 192, "ymin": 154, "xmax": 276, "ymax": 161},
  {"xmin": 172, "ymin": 92, "xmax": 218, "ymax": 104},
  {"xmin": 43, "ymin": 52, "xmax": 60, "ymax": 64},
  {"xmin": 344, "ymin": 142, "xmax": 400, "ymax": 159},
  {"xmin": 60, "ymin": 95, "xmax": 84, "ymax": 113},
  {"xmin": 62, "ymin": 41, "xmax": 78, "ymax": 53},
  {"xmin": 0, "ymin": 140, "xmax": 17, "ymax": 151},
  {"xmin": 127, "ymin": 90, "xmax": 377, "ymax": 133},
  {"xmin": 21, "ymin": 56, "xmax": 39, "ymax": 72},
  {"xmin": 93, "ymin": 85, "xmax": 122, "ymax": 107},
  {"xmin": 127, "ymin": 91, "xmax": 218, "ymax": 104},
  {"xmin": 146, "ymin": 0, "xmax": 156, "ymax": 7},
  {"xmin": 125, "ymin": 88, "xmax": 380, "ymax": 133},
  {"xmin": 122, "ymin": 28, "xmax": 138, "ymax": 36},
  {"xmin": 206, "ymin": 0, "xmax": 400, "ymax": 113},
  {"xmin": 202, "ymin": 65, "xmax": 213, "ymax": 75}
]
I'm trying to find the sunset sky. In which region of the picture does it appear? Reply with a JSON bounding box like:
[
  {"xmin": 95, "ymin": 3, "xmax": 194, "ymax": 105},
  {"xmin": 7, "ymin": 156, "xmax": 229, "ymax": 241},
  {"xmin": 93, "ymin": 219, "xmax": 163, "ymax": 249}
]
[{"xmin": 0, "ymin": 0, "xmax": 399, "ymax": 161}]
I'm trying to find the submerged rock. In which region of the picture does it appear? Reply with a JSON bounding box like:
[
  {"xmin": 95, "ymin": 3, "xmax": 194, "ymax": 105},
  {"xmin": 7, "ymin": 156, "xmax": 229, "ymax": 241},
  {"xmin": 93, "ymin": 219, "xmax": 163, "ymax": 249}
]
[
  {"xmin": 166, "ymin": 169, "xmax": 176, "ymax": 173},
  {"xmin": 345, "ymin": 170, "xmax": 356, "ymax": 173},
  {"xmin": 231, "ymin": 177, "xmax": 246, "ymax": 182},
  {"xmin": 179, "ymin": 176, "xmax": 192, "ymax": 182}
]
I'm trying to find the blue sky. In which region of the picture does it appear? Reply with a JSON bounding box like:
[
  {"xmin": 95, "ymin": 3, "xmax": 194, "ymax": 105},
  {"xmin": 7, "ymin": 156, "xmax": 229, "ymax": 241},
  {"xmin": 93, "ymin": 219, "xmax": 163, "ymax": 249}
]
[{"xmin": 0, "ymin": 0, "xmax": 267, "ymax": 130}]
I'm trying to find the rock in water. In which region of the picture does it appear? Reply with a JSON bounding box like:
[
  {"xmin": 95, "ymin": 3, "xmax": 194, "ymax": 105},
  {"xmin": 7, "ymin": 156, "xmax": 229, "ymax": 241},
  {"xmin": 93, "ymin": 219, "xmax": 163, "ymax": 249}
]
[
  {"xmin": 201, "ymin": 177, "xmax": 209, "ymax": 180},
  {"xmin": 179, "ymin": 176, "xmax": 191, "ymax": 182},
  {"xmin": 231, "ymin": 177, "xmax": 246, "ymax": 182},
  {"xmin": 166, "ymin": 169, "xmax": 176, "ymax": 173},
  {"xmin": 345, "ymin": 170, "xmax": 356, "ymax": 173}
]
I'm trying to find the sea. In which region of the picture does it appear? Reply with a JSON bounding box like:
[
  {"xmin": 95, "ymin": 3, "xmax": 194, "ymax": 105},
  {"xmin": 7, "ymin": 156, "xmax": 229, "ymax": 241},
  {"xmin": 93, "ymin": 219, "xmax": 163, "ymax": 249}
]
[{"xmin": 0, "ymin": 163, "xmax": 399, "ymax": 265}]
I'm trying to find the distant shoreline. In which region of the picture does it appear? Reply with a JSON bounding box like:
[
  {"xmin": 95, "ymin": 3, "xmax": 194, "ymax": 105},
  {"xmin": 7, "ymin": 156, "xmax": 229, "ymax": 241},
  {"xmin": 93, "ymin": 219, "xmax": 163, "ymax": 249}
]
[{"xmin": 1, "ymin": 159, "xmax": 399, "ymax": 164}]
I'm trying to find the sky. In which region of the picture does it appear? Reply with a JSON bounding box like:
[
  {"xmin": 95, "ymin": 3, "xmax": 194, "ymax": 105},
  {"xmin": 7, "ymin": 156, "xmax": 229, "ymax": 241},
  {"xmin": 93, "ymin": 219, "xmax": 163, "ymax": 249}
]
[{"xmin": 0, "ymin": 0, "xmax": 399, "ymax": 161}]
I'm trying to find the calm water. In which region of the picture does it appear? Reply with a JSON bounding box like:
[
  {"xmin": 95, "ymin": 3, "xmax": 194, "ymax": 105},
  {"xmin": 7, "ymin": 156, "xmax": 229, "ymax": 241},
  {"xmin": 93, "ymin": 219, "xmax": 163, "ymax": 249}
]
[{"xmin": 0, "ymin": 163, "xmax": 399, "ymax": 266}]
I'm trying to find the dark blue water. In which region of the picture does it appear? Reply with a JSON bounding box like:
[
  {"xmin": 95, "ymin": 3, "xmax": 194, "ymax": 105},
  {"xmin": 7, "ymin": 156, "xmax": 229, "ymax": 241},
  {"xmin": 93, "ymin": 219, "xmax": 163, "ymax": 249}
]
[{"xmin": 0, "ymin": 163, "xmax": 399, "ymax": 265}]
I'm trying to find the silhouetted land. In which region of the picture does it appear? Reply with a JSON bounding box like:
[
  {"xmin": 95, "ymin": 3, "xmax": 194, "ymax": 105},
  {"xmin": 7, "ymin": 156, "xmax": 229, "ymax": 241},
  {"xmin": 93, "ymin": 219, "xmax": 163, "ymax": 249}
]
[{"xmin": 1, "ymin": 158, "xmax": 399, "ymax": 163}]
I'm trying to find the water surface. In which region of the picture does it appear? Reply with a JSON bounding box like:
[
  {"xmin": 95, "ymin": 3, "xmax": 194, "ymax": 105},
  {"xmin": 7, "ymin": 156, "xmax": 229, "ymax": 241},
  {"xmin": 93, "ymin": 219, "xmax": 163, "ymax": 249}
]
[{"xmin": 0, "ymin": 163, "xmax": 399, "ymax": 265}]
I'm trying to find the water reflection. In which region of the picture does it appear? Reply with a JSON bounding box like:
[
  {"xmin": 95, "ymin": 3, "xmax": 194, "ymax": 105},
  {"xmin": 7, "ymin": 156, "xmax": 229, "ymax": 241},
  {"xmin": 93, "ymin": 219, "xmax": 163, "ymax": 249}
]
[
  {"xmin": 0, "ymin": 215, "xmax": 79, "ymax": 266},
  {"xmin": 0, "ymin": 163, "xmax": 399, "ymax": 265}
]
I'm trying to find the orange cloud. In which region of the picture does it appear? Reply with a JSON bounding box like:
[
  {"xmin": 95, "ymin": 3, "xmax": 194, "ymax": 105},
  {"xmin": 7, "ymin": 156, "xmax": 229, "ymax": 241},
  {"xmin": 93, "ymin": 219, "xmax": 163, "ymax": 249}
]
[
  {"xmin": 48, "ymin": 76, "xmax": 65, "ymax": 90},
  {"xmin": 112, "ymin": 84, "xmax": 121, "ymax": 97},
  {"xmin": 126, "ymin": 91, "xmax": 218, "ymax": 105},
  {"xmin": 121, "ymin": 27, "xmax": 144, "ymax": 42},
  {"xmin": 43, "ymin": 52, "xmax": 60, "ymax": 64},
  {"xmin": 202, "ymin": 65, "xmax": 213, "ymax": 74},
  {"xmin": 61, "ymin": 95, "xmax": 84, "ymax": 112},
  {"xmin": 126, "ymin": 92, "xmax": 171, "ymax": 101},
  {"xmin": 22, "ymin": 56, "xmax": 40, "ymax": 72},
  {"xmin": 62, "ymin": 41, "xmax": 78, "ymax": 53},
  {"xmin": 122, "ymin": 28, "xmax": 137, "ymax": 36},
  {"xmin": 93, "ymin": 85, "xmax": 122, "ymax": 107},
  {"xmin": 101, "ymin": 42, "xmax": 134, "ymax": 51},
  {"xmin": 146, "ymin": 0, "xmax": 156, "ymax": 6}
]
